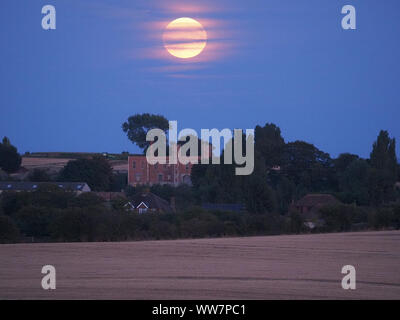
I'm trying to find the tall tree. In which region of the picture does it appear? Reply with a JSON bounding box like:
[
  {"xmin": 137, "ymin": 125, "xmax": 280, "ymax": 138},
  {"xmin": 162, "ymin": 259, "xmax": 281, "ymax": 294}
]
[
  {"xmin": 0, "ymin": 137, "xmax": 22, "ymax": 173},
  {"xmin": 338, "ymin": 158, "xmax": 370, "ymax": 205},
  {"xmin": 368, "ymin": 130, "xmax": 398, "ymax": 205},
  {"xmin": 122, "ymin": 113, "xmax": 169, "ymax": 153},
  {"xmin": 281, "ymin": 141, "xmax": 333, "ymax": 192},
  {"xmin": 334, "ymin": 153, "xmax": 359, "ymax": 172},
  {"xmin": 255, "ymin": 123, "xmax": 285, "ymax": 168},
  {"xmin": 370, "ymin": 130, "xmax": 397, "ymax": 174},
  {"xmin": 28, "ymin": 169, "xmax": 51, "ymax": 182}
]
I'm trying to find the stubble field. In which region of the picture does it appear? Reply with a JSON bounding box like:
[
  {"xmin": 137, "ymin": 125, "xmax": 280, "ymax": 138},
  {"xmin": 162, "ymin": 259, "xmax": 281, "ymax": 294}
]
[{"xmin": 0, "ymin": 231, "xmax": 399, "ymax": 299}]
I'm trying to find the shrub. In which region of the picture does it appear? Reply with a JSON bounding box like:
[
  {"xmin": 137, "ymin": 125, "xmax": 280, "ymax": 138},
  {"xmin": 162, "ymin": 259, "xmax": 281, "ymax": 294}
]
[
  {"xmin": 14, "ymin": 206, "xmax": 54, "ymax": 238},
  {"xmin": 0, "ymin": 215, "xmax": 20, "ymax": 243},
  {"xmin": 319, "ymin": 204, "xmax": 365, "ymax": 232}
]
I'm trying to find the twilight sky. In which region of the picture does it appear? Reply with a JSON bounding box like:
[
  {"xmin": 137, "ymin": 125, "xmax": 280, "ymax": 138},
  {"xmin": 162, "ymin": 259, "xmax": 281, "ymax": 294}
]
[{"xmin": 1, "ymin": 0, "xmax": 399, "ymax": 158}]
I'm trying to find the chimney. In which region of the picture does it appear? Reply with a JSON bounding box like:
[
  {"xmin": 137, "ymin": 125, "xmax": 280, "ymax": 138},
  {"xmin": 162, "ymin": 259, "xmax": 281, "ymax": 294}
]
[{"xmin": 170, "ymin": 197, "xmax": 176, "ymax": 212}]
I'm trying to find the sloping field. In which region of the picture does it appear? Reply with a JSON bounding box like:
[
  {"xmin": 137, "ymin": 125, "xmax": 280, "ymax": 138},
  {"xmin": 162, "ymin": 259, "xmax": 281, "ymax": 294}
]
[
  {"xmin": 0, "ymin": 231, "xmax": 399, "ymax": 299},
  {"xmin": 21, "ymin": 157, "xmax": 127, "ymax": 173},
  {"xmin": 21, "ymin": 157, "xmax": 73, "ymax": 169}
]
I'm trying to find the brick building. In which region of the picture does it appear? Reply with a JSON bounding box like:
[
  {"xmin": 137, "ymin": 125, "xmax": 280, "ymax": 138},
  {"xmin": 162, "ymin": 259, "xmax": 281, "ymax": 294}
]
[
  {"xmin": 128, "ymin": 155, "xmax": 194, "ymax": 186},
  {"xmin": 128, "ymin": 141, "xmax": 213, "ymax": 187},
  {"xmin": 128, "ymin": 147, "xmax": 203, "ymax": 186}
]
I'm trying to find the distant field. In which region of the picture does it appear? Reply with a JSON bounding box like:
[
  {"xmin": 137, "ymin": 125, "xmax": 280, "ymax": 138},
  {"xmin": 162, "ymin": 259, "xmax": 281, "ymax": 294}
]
[
  {"xmin": 21, "ymin": 157, "xmax": 128, "ymax": 173},
  {"xmin": 22, "ymin": 157, "xmax": 73, "ymax": 169},
  {"xmin": 23, "ymin": 152, "xmax": 129, "ymax": 160},
  {"xmin": 0, "ymin": 231, "xmax": 399, "ymax": 299}
]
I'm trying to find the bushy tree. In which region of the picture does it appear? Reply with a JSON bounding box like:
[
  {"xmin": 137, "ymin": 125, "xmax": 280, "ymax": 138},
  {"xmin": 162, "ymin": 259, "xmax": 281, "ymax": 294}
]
[
  {"xmin": 0, "ymin": 214, "xmax": 20, "ymax": 243},
  {"xmin": 68, "ymin": 192, "xmax": 105, "ymax": 208},
  {"xmin": 14, "ymin": 206, "xmax": 53, "ymax": 238},
  {"xmin": 368, "ymin": 208, "xmax": 396, "ymax": 230},
  {"xmin": 28, "ymin": 169, "xmax": 51, "ymax": 182},
  {"xmin": 334, "ymin": 153, "xmax": 360, "ymax": 172},
  {"xmin": 59, "ymin": 156, "xmax": 113, "ymax": 191},
  {"xmin": 281, "ymin": 141, "xmax": 333, "ymax": 192},
  {"xmin": 286, "ymin": 209, "xmax": 305, "ymax": 234},
  {"xmin": 122, "ymin": 113, "xmax": 169, "ymax": 153},
  {"xmin": 32, "ymin": 185, "xmax": 74, "ymax": 209},
  {"xmin": 0, "ymin": 191, "xmax": 32, "ymax": 216},
  {"xmin": 49, "ymin": 207, "xmax": 119, "ymax": 242},
  {"xmin": 319, "ymin": 205, "xmax": 356, "ymax": 232},
  {"xmin": 111, "ymin": 173, "xmax": 127, "ymax": 192},
  {"xmin": 0, "ymin": 137, "xmax": 22, "ymax": 173}
]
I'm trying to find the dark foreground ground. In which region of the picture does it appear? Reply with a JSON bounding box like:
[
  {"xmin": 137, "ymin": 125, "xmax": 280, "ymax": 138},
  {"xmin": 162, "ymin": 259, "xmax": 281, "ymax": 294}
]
[{"xmin": 0, "ymin": 231, "xmax": 399, "ymax": 299}]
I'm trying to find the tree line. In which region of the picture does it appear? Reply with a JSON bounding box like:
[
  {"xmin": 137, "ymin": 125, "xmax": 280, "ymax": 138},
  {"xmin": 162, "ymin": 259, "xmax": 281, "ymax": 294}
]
[{"xmin": 1, "ymin": 115, "xmax": 400, "ymax": 243}]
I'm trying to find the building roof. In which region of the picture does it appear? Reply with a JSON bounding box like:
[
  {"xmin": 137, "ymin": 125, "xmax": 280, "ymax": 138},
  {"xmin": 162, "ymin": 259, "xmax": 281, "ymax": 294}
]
[
  {"xmin": 295, "ymin": 194, "xmax": 340, "ymax": 208},
  {"xmin": 130, "ymin": 192, "xmax": 172, "ymax": 212},
  {"xmin": 0, "ymin": 181, "xmax": 90, "ymax": 192}
]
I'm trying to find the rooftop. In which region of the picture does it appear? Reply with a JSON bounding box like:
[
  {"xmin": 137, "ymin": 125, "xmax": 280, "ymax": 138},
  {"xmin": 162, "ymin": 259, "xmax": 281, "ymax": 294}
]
[
  {"xmin": 0, "ymin": 181, "xmax": 90, "ymax": 192},
  {"xmin": 130, "ymin": 192, "xmax": 172, "ymax": 212}
]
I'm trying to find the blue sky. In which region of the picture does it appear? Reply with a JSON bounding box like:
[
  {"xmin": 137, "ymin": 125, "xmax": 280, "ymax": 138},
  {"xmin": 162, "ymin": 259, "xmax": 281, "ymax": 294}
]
[{"xmin": 1, "ymin": 0, "xmax": 399, "ymax": 159}]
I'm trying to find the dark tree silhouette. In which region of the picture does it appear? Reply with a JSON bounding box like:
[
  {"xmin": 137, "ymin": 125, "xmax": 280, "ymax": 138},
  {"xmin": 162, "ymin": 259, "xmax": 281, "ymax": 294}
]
[
  {"xmin": 122, "ymin": 113, "xmax": 169, "ymax": 153},
  {"xmin": 0, "ymin": 137, "xmax": 21, "ymax": 173}
]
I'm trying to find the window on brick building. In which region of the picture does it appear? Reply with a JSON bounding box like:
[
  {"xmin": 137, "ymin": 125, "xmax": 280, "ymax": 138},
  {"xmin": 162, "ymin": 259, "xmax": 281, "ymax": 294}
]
[
  {"xmin": 132, "ymin": 161, "xmax": 136, "ymax": 169},
  {"xmin": 158, "ymin": 174, "xmax": 163, "ymax": 182}
]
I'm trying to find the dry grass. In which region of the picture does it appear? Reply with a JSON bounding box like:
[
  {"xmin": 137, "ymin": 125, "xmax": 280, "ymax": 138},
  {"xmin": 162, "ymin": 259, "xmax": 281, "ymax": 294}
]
[{"xmin": 0, "ymin": 231, "xmax": 399, "ymax": 299}]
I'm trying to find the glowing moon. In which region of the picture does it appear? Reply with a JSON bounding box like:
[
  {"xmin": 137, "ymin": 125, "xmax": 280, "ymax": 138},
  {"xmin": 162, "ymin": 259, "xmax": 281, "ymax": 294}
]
[{"xmin": 163, "ymin": 18, "xmax": 207, "ymax": 59}]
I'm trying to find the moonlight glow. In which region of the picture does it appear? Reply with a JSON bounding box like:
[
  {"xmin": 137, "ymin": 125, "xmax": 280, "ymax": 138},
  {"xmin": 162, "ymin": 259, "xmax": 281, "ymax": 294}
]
[{"xmin": 163, "ymin": 18, "xmax": 207, "ymax": 59}]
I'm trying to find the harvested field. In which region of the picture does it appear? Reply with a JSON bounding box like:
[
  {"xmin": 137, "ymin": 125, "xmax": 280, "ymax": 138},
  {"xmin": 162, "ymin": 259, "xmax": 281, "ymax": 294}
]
[
  {"xmin": 21, "ymin": 157, "xmax": 127, "ymax": 173},
  {"xmin": 0, "ymin": 231, "xmax": 399, "ymax": 299},
  {"xmin": 21, "ymin": 157, "xmax": 73, "ymax": 170}
]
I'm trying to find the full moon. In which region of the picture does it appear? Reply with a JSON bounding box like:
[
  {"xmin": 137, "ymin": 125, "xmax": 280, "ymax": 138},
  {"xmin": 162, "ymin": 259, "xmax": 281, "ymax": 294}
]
[{"xmin": 163, "ymin": 18, "xmax": 207, "ymax": 59}]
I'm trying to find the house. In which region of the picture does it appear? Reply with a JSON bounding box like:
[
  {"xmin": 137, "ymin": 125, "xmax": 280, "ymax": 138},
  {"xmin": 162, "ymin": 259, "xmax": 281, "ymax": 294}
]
[
  {"xmin": 0, "ymin": 181, "xmax": 91, "ymax": 195},
  {"xmin": 292, "ymin": 193, "xmax": 341, "ymax": 229},
  {"xmin": 127, "ymin": 143, "xmax": 212, "ymax": 187},
  {"xmin": 128, "ymin": 154, "xmax": 194, "ymax": 187},
  {"xmin": 127, "ymin": 192, "xmax": 173, "ymax": 214},
  {"xmin": 202, "ymin": 203, "xmax": 246, "ymax": 213}
]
